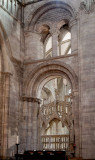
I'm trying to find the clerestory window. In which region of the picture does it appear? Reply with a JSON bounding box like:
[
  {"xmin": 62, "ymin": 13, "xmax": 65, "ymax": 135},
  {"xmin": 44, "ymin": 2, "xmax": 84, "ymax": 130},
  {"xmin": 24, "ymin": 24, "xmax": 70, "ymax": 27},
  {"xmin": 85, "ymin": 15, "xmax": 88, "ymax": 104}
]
[
  {"xmin": 45, "ymin": 31, "xmax": 71, "ymax": 58},
  {"xmin": 45, "ymin": 36, "xmax": 52, "ymax": 58},
  {"xmin": 60, "ymin": 32, "xmax": 71, "ymax": 55}
]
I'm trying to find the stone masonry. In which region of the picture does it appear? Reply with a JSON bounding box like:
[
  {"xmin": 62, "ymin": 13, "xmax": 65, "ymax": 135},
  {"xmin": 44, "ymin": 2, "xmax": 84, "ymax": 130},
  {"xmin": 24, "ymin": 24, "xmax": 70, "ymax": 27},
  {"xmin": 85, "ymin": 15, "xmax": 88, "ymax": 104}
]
[{"xmin": 0, "ymin": 0, "xmax": 95, "ymax": 159}]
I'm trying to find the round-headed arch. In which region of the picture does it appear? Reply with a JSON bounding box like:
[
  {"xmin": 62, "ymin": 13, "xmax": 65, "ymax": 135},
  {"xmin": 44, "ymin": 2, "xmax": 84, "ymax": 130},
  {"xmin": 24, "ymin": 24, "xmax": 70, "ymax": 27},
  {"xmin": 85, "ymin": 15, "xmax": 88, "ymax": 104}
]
[
  {"xmin": 0, "ymin": 21, "xmax": 8, "ymax": 72},
  {"xmin": 0, "ymin": 20, "xmax": 14, "ymax": 73},
  {"xmin": 23, "ymin": 61, "xmax": 78, "ymax": 98},
  {"xmin": 28, "ymin": 1, "xmax": 76, "ymax": 30}
]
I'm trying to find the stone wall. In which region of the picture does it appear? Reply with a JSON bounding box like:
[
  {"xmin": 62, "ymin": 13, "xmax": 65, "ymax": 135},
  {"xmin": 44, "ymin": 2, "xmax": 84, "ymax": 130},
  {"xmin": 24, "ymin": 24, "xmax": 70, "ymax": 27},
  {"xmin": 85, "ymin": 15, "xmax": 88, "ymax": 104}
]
[
  {"xmin": 78, "ymin": 6, "xmax": 95, "ymax": 159},
  {"xmin": 25, "ymin": 32, "xmax": 44, "ymax": 60},
  {"xmin": 7, "ymin": 62, "xmax": 22, "ymax": 157},
  {"xmin": 0, "ymin": 0, "xmax": 95, "ymax": 159},
  {"xmin": 0, "ymin": 3, "xmax": 23, "ymax": 158},
  {"xmin": 0, "ymin": 7, "xmax": 24, "ymax": 61}
]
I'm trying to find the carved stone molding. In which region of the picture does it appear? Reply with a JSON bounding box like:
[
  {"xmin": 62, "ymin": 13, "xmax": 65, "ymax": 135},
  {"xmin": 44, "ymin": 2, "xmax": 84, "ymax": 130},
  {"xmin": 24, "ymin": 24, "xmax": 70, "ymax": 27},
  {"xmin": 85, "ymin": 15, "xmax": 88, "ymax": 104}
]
[
  {"xmin": 80, "ymin": 0, "xmax": 95, "ymax": 14},
  {"xmin": 0, "ymin": 71, "xmax": 12, "ymax": 76},
  {"xmin": 22, "ymin": 96, "xmax": 41, "ymax": 104},
  {"xmin": 50, "ymin": 27, "xmax": 60, "ymax": 36},
  {"xmin": 26, "ymin": 1, "xmax": 76, "ymax": 31},
  {"xmin": 69, "ymin": 18, "xmax": 77, "ymax": 29}
]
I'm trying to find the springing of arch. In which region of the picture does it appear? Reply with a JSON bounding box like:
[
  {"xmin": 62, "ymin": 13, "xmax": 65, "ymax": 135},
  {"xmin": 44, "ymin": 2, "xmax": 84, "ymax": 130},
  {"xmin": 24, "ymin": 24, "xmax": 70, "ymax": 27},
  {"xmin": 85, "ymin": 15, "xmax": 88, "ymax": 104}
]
[
  {"xmin": 41, "ymin": 77, "xmax": 71, "ymax": 101},
  {"xmin": 23, "ymin": 61, "xmax": 78, "ymax": 98}
]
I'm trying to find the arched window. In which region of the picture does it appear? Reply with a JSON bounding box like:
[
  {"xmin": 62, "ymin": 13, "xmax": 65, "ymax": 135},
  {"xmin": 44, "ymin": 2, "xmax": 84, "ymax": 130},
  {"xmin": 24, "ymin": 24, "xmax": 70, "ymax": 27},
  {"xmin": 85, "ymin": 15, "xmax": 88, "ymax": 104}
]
[
  {"xmin": 60, "ymin": 32, "xmax": 71, "ymax": 55},
  {"xmin": 45, "ymin": 36, "xmax": 52, "ymax": 58},
  {"xmin": 40, "ymin": 76, "xmax": 73, "ymax": 151},
  {"xmin": 45, "ymin": 31, "xmax": 71, "ymax": 58}
]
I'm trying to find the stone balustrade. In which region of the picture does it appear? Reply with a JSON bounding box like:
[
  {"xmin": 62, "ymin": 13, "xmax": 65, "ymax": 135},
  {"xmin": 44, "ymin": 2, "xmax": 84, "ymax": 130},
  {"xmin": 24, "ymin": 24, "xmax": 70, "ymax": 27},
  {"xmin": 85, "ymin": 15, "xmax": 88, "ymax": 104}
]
[{"xmin": 41, "ymin": 135, "xmax": 69, "ymax": 151}]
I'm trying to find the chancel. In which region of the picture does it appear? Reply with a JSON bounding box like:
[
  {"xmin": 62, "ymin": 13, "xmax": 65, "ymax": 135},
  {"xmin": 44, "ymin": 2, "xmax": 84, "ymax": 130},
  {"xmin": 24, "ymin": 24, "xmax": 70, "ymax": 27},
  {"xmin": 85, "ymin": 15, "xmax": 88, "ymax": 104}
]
[{"xmin": 0, "ymin": 0, "xmax": 95, "ymax": 160}]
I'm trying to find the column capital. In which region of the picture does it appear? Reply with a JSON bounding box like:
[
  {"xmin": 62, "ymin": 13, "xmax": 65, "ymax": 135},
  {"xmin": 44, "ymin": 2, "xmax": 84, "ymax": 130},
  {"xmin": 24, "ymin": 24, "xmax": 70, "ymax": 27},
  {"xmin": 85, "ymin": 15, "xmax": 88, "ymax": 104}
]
[
  {"xmin": 22, "ymin": 96, "xmax": 41, "ymax": 104},
  {"xmin": 0, "ymin": 71, "xmax": 13, "ymax": 76},
  {"xmin": 50, "ymin": 28, "xmax": 60, "ymax": 36}
]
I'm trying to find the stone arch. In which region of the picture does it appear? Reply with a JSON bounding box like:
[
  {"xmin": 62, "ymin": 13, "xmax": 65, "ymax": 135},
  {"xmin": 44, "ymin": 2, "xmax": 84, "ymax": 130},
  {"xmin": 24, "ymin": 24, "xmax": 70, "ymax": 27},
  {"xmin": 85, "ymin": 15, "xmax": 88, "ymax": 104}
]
[
  {"xmin": 0, "ymin": 22, "xmax": 7, "ymax": 72},
  {"xmin": 57, "ymin": 20, "xmax": 68, "ymax": 30},
  {"xmin": 24, "ymin": 61, "xmax": 78, "ymax": 98},
  {"xmin": 0, "ymin": 21, "xmax": 14, "ymax": 72},
  {"xmin": 41, "ymin": 117, "xmax": 64, "ymax": 135},
  {"xmin": 0, "ymin": 21, "xmax": 12, "ymax": 58},
  {"xmin": 36, "ymin": 23, "xmax": 51, "ymax": 33},
  {"xmin": 0, "ymin": 21, "xmax": 13, "ymax": 158},
  {"xmin": 38, "ymin": 74, "xmax": 72, "ymax": 99},
  {"xmin": 0, "ymin": 38, "xmax": 4, "ymax": 72},
  {"xmin": 48, "ymin": 118, "xmax": 69, "ymax": 130},
  {"xmin": 28, "ymin": 1, "xmax": 76, "ymax": 31},
  {"xmin": 41, "ymin": 116, "xmax": 61, "ymax": 129},
  {"xmin": 46, "ymin": 116, "xmax": 63, "ymax": 127},
  {"xmin": 44, "ymin": 33, "xmax": 52, "ymax": 45},
  {"xmin": 36, "ymin": 23, "xmax": 51, "ymax": 44}
]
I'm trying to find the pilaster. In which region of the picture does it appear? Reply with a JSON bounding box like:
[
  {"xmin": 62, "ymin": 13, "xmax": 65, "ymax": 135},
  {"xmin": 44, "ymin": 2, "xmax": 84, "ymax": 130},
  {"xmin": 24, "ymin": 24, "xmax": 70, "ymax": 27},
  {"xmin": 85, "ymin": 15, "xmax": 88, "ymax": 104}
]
[
  {"xmin": 22, "ymin": 97, "xmax": 41, "ymax": 150},
  {"xmin": 69, "ymin": 19, "xmax": 78, "ymax": 54},
  {"xmin": 1, "ymin": 72, "xmax": 12, "ymax": 159},
  {"xmin": 50, "ymin": 28, "xmax": 60, "ymax": 57},
  {"xmin": 72, "ymin": 90, "xmax": 80, "ymax": 157}
]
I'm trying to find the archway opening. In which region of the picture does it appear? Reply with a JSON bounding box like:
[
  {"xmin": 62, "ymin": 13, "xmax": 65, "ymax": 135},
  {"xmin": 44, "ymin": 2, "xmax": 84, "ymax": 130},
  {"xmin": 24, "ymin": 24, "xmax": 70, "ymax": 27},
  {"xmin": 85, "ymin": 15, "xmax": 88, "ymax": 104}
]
[
  {"xmin": 39, "ymin": 76, "xmax": 74, "ymax": 151},
  {"xmin": 44, "ymin": 24, "xmax": 71, "ymax": 58}
]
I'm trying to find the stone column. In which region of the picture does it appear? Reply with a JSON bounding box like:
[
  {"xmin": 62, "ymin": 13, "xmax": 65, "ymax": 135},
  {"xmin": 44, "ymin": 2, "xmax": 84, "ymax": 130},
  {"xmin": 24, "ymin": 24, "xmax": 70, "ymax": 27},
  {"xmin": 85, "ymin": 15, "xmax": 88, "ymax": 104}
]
[
  {"xmin": 69, "ymin": 100, "xmax": 74, "ymax": 153},
  {"xmin": 58, "ymin": 38, "xmax": 61, "ymax": 56},
  {"xmin": 22, "ymin": 97, "xmax": 41, "ymax": 151},
  {"xmin": 72, "ymin": 90, "xmax": 79, "ymax": 157},
  {"xmin": 0, "ymin": 72, "xmax": 3, "ymax": 157},
  {"xmin": 56, "ymin": 121, "xmax": 59, "ymax": 135},
  {"xmin": 0, "ymin": 47, "xmax": 3, "ymax": 156},
  {"xmin": 1, "ymin": 72, "xmax": 12, "ymax": 159},
  {"xmin": 22, "ymin": 97, "xmax": 28, "ymax": 151},
  {"xmin": 37, "ymin": 108, "xmax": 43, "ymax": 150},
  {"xmin": 69, "ymin": 19, "xmax": 79, "ymax": 157},
  {"xmin": 70, "ymin": 125, "xmax": 74, "ymax": 142},
  {"xmin": 69, "ymin": 19, "xmax": 78, "ymax": 54},
  {"xmin": 50, "ymin": 28, "xmax": 60, "ymax": 57},
  {"xmin": 27, "ymin": 99, "xmax": 32, "ymax": 150},
  {"xmin": 31, "ymin": 98, "xmax": 41, "ymax": 150}
]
